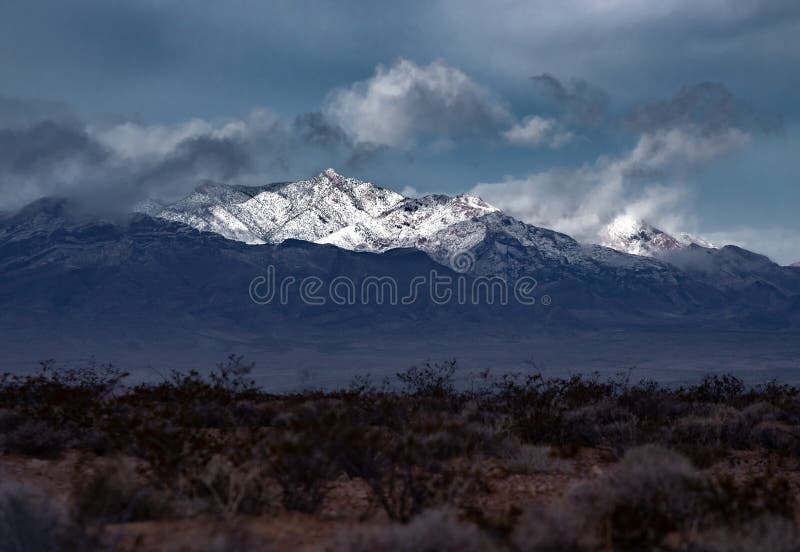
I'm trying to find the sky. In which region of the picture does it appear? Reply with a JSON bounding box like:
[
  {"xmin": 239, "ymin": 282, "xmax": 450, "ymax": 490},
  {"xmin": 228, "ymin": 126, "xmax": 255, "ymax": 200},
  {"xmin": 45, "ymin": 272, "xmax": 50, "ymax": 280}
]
[{"xmin": 0, "ymin": 0, "xmax": 798, "ymax": 263}]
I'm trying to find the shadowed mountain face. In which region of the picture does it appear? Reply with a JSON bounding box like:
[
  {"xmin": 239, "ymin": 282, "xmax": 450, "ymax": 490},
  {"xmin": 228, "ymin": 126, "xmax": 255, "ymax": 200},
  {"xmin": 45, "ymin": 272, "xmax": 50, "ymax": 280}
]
[{"xmin": 2, "ymin": 176, "xmax": 800, "ymax": 381}]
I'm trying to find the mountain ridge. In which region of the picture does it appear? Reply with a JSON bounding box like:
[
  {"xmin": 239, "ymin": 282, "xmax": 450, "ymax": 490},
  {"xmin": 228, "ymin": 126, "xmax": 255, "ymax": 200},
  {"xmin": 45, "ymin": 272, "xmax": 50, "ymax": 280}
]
[{"xmin": 142, "ymin": 169, "xmax": 717, "ymax": 269}]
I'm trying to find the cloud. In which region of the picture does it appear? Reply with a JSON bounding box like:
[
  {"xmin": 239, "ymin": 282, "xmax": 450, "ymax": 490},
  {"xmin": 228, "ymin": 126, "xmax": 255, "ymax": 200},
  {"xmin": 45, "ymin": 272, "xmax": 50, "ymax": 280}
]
[
  {"xmin": 530, "ymin": 73, "xmax": 609, "ymax": 127},
  {"xmin": 292, "ymin": 111, "xmax": 386, "ymax": 168},
  {"xmin": 471, "ymin": 113, "xmax": 752, "ymax": 243},
  {"xmin": 325, "ymin": 59, "xmax": 510, "ymax": 148},
  {"xmin": 471, "ymin": 157, "xmax": 690, "ymax": 243},
  {"xmin": 618, "ymin": 126, "xmax": 750, "ymax": 177},
  {"xmin": 471, "ymin": 79, "xmax": 785, "ymax": 245},
  {"xmin": 702, "ymin": 227, "xmax": 800, "ymax": 265},
  {"xmin": 0, "ymin": 101, "xmax": 396, "ymax": 212},
  {"xmin": 0, "ymin": 121, "xmax": 107, "ymax": 176},
  {"xmin": 503, "ymin": 115, "xmax": 575, "ymax": 148},
  {"xmin": 0, "ymin": 118, "xmax": 260, "ymax": 212},
  {"xmin": 293, "ymin": 111, "xmax": 350, "ymax": 150},
  {"xmin": 626, "ymin": 82, "xmax": 782, "ymax": 135},
  {"xmin": 0, "ymin": 95, "xmax": 76, "ymax": 129},
  {"xmin": 0, "ymin": 108, "xmax": 288, "ymax": 211},
  {"xmin": 400, "ymin": 185, "xmax": 420, "ymax": 198}
]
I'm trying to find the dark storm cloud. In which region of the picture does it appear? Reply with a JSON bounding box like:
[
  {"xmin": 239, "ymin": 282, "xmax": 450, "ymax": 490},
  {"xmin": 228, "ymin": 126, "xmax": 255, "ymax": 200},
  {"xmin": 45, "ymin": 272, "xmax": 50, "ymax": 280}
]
[
  {"xmin": 530, "ymin": 74, "xmax": 609, "ymax": 127},
  {"xmin": 0, "ymin": 114, "xmax": 256, "ymax": 212},
  {"xmin": 293, "ymin": 111, "xmax": 385, "ymax": 169},
  {"xmin": 294, "ymin": 112, "xmax": 350, "ymax": 150},
  {"xmin": 0, "ymin": 95, "xmax": 76, "ymax": 129},
  {"xmin": 0, "ymin": 121, "xmax": 108, "ymax": 175},
  {"xmin": 0, "ymin": 100, "xmax": 392, "ymax": 212},
  {"xmin": 626, "ymin": 82, "xmax": 783, "ymax": 135},
  {"xmin": 137, "ymin": 136, "xmax": 253, "ymax": 192}
]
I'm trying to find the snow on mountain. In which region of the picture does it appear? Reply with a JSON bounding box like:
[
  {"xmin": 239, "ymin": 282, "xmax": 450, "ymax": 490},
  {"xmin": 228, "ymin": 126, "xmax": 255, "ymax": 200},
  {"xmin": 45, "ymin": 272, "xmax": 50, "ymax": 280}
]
[
  {"xmin": 6, "ymin": 188, "xmax": 800, "ymax": 343},
  {"xmin": 318, "ymin": 193, "xmax": 499, "ymax": 254},
  {"xmin": 791, "ymin": 262, "xmax": 800, "ymax": 268},
  {"xmin": 146, "ymin": 169, "xmax": 507, "ymax": 259},
  {"xmin": 676, "ymin": 232, "xmax": 714, "ymax": 249},
  {"xmin": 599, "ymin": 214, "xmax": 712, "ymax": 257},
  {"xmin": 147, "ymin": 169, "xmax": 404, "ymax": 245},
  {"xmin": 143, "ymin": 170, "xmax": 706, "ymax": 275}
]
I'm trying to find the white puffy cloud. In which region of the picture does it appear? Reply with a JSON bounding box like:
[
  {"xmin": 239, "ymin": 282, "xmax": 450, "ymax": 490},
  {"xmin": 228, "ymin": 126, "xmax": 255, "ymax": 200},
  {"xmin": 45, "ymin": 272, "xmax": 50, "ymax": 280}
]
[
  {"xmin": 87, "ymin": 109, "xmax": 282, "ymax": 161},
  {"xmin": 325, "ymin": 59, "xmax": 510, "ymax": 148},
  {"xmin": 471, "ymin": 123, "xmax": 748, "ymax": 243},
  {"xmin": 617, "ymin": 126, "xmax": 750, "ymax": 177},
  {"xmin": 503, "ymin": 116, "xmax": 575, "ymax": 148}
]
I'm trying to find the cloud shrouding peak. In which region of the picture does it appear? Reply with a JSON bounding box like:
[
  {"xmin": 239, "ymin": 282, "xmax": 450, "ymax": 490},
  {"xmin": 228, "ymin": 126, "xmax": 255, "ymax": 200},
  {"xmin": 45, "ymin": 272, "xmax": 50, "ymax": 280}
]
[
  {"xmin": 325, "ymin": 59, "xmax": 510, "ymax": 148},
  {"xmin": 470, "ymin": 155, "xmax": 691, "ymax": 246},
  {"xmin": 0, "ymin": 97, "xmax": 379, "ymax": 212},
  {"xmin": 470, "ymin": 124, "xmax": 747, "ymax": 246},
  {"xmin": 471, "ymin": 81, "xmax": 774, "ymax": 247}
]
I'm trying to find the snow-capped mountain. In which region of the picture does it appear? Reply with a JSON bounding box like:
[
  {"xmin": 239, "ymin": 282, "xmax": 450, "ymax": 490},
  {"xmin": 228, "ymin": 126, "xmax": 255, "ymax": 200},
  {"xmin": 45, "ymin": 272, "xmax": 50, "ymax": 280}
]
[
  {"xmin": 318, "ymin": 192, "xmax": 499, "ymax": 254},
  {"xmin": 3, "ymin": 188, "xmax": 800, "ymax": 376},
  {"xmin": 599, "ymin": 215, "xmax": 713, "ymax": 257},
  {"xmin": 148, "ymin": 169, "xmax": 405, "ymax": 245},
  {"xmin": 146, "ymin": 170, "xmax": 718, "ymax": 268},
  {"xmin": 792, "ymin": 262, "xmax": 800, "ymax": 268},
  {"xmin": 144, "ymin": 169, "xmax": 666, "ymax": 273},
  {"xmin": 145, "ymin": 168, "xmax": 508, "ymax": 260}
]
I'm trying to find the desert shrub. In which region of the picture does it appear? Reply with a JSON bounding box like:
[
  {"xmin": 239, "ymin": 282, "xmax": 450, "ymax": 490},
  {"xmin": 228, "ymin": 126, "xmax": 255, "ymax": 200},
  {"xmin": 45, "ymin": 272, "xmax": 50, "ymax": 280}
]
[
  {"xmin": 567, "ymin": 445, "xmax": 701, "ymax": 550},
  {"xmin": 501, "ymin": 444, "xmax": 565, "ymax": 475},
  {"xmin": 71, "ymin": 459, "xmax": 168, "ymax": 525},
  {"xmin": 230, "ymin": 400, "xmax": 274, "ymax": 427},
  {"xmin": 194, "ymin": 453, "xmax": 279, "ymax": 518},
  {"xmin": 674, "ymin": 443, "xmax": 730, "ymax": 469},
  {"xmin": 262, "ymin": 401, "xmax": 373, "ymax": 513},
  {"xmin": 264, "ymin": 428, "xmax": 336, "ymax": 513},
  {"xmin": 148, "ymin": 522, "xmax": 266, "ymax": 552},
  {"xmin": 396, "ymin": 360, "xmax": 457, "ymax": 397},
  {"xmin": 0, "ymin": 484, "xmax": 89, "ymax": 551},
  {"xmin": 668, "ymin": 405, "xmax": 751, "ymax": 459},
  {"xmin": 333, "ymin": 422, "xmax": 484, "ymax": 521},
  {"xmin": 561, "ymin": 399, "xmax": 637, "ymax": 448},
  {"xmin": 512, "ymin": 502, "xmax": 590, "ymax": 552},
  {"xmin": 0, "ymin": 484, "xmax": 63, "ymax": 551},
  {"xmin": 695, "ymin": 472, "xmax": 795, "ymax": 525},
  {"xmin": 741, "ymin": 401, "xmax": 782, "ymax": 424},
  {"xmin": 0, "ymin": 420, "xmax": 68, "ymax": 458},
  {"xmin": 332, "ymin": 508, "xmax": 496, "ymax": 552},
  {"xmin": 514, "ymin": 445, "xmax": 798, "ymax": 551},
  {"xmin": 685, "ymin": 515, "xmax": 800, "ymax": 552},
  {"xmin": 689, "ymin": 374, "xmax": 746, "ymax": 404},
  {"xmin": 616, "ymin": 379, "xmax": 678, "ymax": 424},
  {"xmin": 121, "ymin": 416, "xmax": 277, "ymax": 518},
  {"xmin": 0, "ymin": 408, "xmax": 24, "ymax": 433},
  {"xmin": 404, "ymin": 410, "xmax": 490, "ymax": 461},
  {"xmin": 0, "ymin": 360, "xmax": 127, "ymax": 423},
  {"xmin": 208, "ymin": 354, "xmax": 258, "ymax": 396},
  {"xmin": 751, "ymin": 421, "xmax": 800, "ymax": 455}
]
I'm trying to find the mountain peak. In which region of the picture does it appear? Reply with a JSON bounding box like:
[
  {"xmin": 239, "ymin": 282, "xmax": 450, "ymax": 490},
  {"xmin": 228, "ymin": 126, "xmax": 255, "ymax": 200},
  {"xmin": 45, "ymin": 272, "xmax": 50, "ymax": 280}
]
[
  {"xmin": 320, "ymin": 168, "xmax": 344, "ymax": 180},
  {"xmin": 792, "ymin": 262, "xmax": 800, "ymax": 268},
  {"xmin": 601, "ymin": 215, "xmax": 681, "ymax": 257},
  {"xmin": 599, "ymin": 215, "xmax": 714, "ymax": 257}
]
